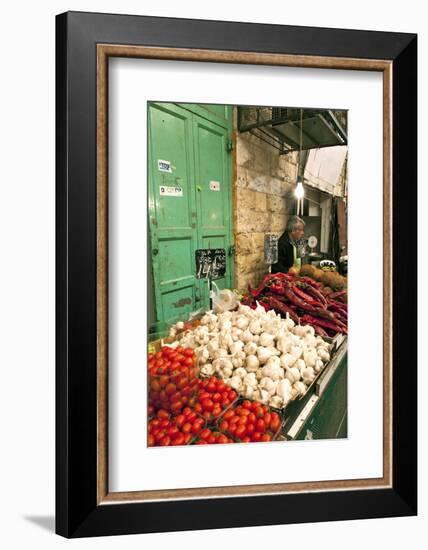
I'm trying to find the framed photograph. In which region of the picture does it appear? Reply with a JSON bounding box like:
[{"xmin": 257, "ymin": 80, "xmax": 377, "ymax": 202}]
[{"xmin": 56, "ymin": 11, "xmax": 417, "ymax": 538}]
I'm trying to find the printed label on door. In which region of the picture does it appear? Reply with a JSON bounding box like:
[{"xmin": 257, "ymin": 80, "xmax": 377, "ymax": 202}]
[
  {"xmin": 158, "ymin": 159, "xmax": 172, "ymax": 173},
  {"xmin": 159, "ymin": 186, "xmax": 183, "ymax": 197},
  {"xmin": 209, "ymin": 181, "xmax": 220, "ymax": 191}
]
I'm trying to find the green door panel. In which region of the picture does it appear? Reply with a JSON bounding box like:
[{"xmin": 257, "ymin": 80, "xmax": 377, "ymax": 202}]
[
  {"xmin": 148, "ymin": 103, "xmax": 233, "ymax": 322},
  {"xmin": 179, "ymin": 103, "xmax": 232, "ymax": 130},
  {"xmin": 148, "ymin": 103, "xmax": 198, "ymax": 323},
  {"xmin": 193, "ymin": 115, "xmax": 233, "ymax": 309}
]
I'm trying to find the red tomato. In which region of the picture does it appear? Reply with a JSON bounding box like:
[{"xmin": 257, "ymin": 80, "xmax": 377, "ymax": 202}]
[
  {"xmin": 157, "ymin": 409, "xmax": 169, "ymax": 420},
  {"xmin": 167, "ymin": 426, "xmax": 179, "ymax": 437},
  {"xmin": 261, "ymin": 434, "xmax": 272, "ymax": 442},
  {"xmin": 165, "ymin": 383, "xmax": 176, "ymax": 395},
  {"xmin": 270, "ymin": 416, "xmax": 281, "ymax": 432},
  {"xmin": 252, "ymin": 432, "xmax": 262, "ymax": 442},
  {"xmin": 174, "ymin": 414, "xmax": 185, "ymax": 427},
  {"xmin": 172, "ymin": 433, "xmax": 185, "ymax": 446},
  {"xmin": 256, "ymin": 419, "xmax": 266, "ymax": 433},
  {"xmin": 196, "ymin": 440, "xmax": 208, "ymax": 445},
  {"xmin": 228, "ymin": 390, "xmax": 237, "ymax": 401},
  {"xmin": 217, "ymin": 434, "xmax": 228, "ymax": 444},
  {"xmin": 238, "ymin": 415, "xmax": 248, "ymax": 425},
  {"xmin": 235, "ymin": 425, "xmax": 246, "ymax": 439},
  {"xmin": 199, "ymin": 428, "xmax": 211, "ymax": 440},
  {"xmin": 182, "ymin": 422, "xmax": 192, "ymax": 434},
  {"xmin": 212, "ymin": 405, "xmax": 222, "ymax": 417},
  {"xmin": 159, "ymin": 375, "xmax": 169, "ymax": 388},
  {"xmin": 212, "ymin": 392, "xmax": 221, "ymax": 403},
  {"xmin": 194, "ymin": 403, "xmax": 203, "ymax": 414},
  {"xmin": 242, "ymin": 400, "xmax": 252, "ymax": 410},
  {"xmin": 223, "ymin": 409, "xmax": 234, "ymax": 420},
  {"xmin": 147, "ymin": 434, "xmax": 155, "ymax": 446},
  {"xmin": 150, "ymin": 379, "xmax": 161, "ymax": 392},
  {"xmin": 241, "ymin": 436, "xmax": 251, "ymax": 443},
  {"xmin": 228, "ymin": 424, "xmax": 237, "ymax": 435},
  {"xmin": 207, "ymin": 434, "xmax": 216, "ymax": 445},
  {"xmin": 202, "ymin": 411, "xmax": 212, "ymax": 420},
  {"xmin": 183, "ymin": 433, "xmax": 192, "ymax": 444},
  {"xmin": 219, "ymin": 420, "xmax": 229, "ymax": 432},
  {"xmin": 159, "ymin": 419, "xmax": 170, "ymax": 428},
  {"xmin": 182, "ymin": 407, "xmax": 192, "ymax": 417},
  {"xmin": 245, "ymin": 423, "xmax": 255, "ymax": 436},
  {"xmin": 192, "ymin": 419, "xmax": 204, "ymax": 434},
  {"xmin": 216, "ymin": 380, "xmax": 226, "ymax": 392},
  {"xmin": 183, "ymin": 357, "xmax": 194, "ymax": 367},
  {"xmin": 199, "ymin": 391, "xmax": 210, "ymax": 401},
  {"xmin": 170, "ymin": 401, "xmax": 183, "ymax": 414},
  {"xmin": 155, "ymin": 431, "xmax": 166, "ymax": 443},
  {"xmin": 183, "ymin": 348, "xmax": 194, "ymax": 357},
  {"xmin": 201, "ymin": 398, "xmax": 214, "ymax": 412}
]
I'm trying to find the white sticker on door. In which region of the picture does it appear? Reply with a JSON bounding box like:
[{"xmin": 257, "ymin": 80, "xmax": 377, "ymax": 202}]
[
  {"xmin": 209, "ymin": 181, "xmax": 220, "ymax": 191},
  {"xmin": 159, "ymin": 186, "xmax": 183, "ymax": 197},
  {"xmin": 158, "ymin": 159, "xmax": 172, "ymax": 173}
]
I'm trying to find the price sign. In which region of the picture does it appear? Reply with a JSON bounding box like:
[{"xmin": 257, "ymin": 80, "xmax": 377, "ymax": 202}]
[
  {"xmin": 264, "ymin": 234, "xmax": 278, "ymax": 265},
  {"xmin": 195, "ymin": 249, "xmax": 226, "ymax": 280}
]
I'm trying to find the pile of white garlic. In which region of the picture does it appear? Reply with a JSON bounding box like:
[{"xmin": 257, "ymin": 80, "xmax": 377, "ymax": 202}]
[{"xmin": 169, "ymin": 303, "xmax": 332, "ymax": 409}]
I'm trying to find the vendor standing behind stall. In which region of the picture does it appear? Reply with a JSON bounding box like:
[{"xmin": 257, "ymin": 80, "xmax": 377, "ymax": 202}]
[{"xmin": 271, "ymin": 215, "xmax": 306, "ymax": 274}]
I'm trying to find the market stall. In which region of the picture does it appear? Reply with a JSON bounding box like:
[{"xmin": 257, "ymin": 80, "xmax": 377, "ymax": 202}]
[{"xmin": 147, "ymin": 268, "xmax": 348, "ymax": 446}]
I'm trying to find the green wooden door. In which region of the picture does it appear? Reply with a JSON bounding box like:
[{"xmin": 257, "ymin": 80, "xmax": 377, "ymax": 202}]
[
  {"xmin": 148, "ymin": 103, "xmax": 233, "ymax": 323},
  {"xmin": 193, "ymin": 115, "xmax": 233, "ymax": 309}
]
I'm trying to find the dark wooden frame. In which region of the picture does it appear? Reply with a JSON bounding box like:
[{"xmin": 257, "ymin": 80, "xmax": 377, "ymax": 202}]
[{"xmin": 56, "ymin": 11, "xmax": 417, "ymax": 538}]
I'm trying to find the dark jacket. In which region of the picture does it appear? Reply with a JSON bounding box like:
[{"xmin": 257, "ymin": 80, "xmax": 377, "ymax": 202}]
[{"xmin": 271, "ymin": 231, "xmax": 294, "ymax": 274}]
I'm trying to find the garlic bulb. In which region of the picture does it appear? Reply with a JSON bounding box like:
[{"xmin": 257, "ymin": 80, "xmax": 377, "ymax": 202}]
[
  {"xmin": 317, "ymin": 348, "xmax": 330, "ymax": 362},
  {"xmin": 302, "ymin": 367, "xmax": 316, "ymax": 384},
  {"xmin": 249, "ymin": 319, "xmax": 263, "ymax": 335},
  {"xmin": 259, "ymin": 332, "xmax": 275, "ymax": 347},
  {"xmin": 257, "ymin": 346, "xmax": 273, "ymax": 364},
  {"xmin": 241, "ymin": 328, "xmax": 254, "ymax": 343},
  {"xmin": 285, "ymin": 366, "xmax": 301, "ymax": 384},
  {"xmin": 293, "ymin": 381, "xmax": 307, "ymax": 396},
  {"xmin": 280, "ymin": 353, "xmax": 296, "ymax": 369},
  {"xmin": 245, "ymin": 354, "xmax": 259, "ymax": 372},
  {"xmin": 314, "ymin": 359, "xmax": 324, "ymax": 373},
  {"xmin": 244, "ymin": 341, "xmax": 258, "ymax": 356}
]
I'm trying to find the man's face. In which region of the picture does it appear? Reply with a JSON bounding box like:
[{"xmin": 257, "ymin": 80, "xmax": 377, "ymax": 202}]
[{"xmin": 291, "ymin": 222, "xmax": 305, "ymax": 241}]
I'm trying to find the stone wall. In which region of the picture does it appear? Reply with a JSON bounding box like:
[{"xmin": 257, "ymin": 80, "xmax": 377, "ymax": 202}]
[{"xmin": 234, "ymin": 127, "xmax": 298, "ymax": 292}]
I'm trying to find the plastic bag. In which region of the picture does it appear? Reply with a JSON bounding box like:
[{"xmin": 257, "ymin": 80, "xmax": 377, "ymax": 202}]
[{"xmin": 210, "ymin": 282, "xmax": 238, "ymax": 313}]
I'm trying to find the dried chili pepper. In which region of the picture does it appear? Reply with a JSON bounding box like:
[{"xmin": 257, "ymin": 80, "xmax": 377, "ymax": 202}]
[
  {"xmin": 265, "ymin": 295, "xmax": 300, "ymax": 323},
  {"xmin": 301, "ymin": 314, "xmax": 347, "ymax": 335}
]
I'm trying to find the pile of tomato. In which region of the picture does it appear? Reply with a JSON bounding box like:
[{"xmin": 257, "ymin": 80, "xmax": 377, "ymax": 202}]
[
  {"xmin": 194, "ymin": 376, "xmax": 238, "ymax": 421},
  {"xmin": 148, "ymin": 407, "xmax": 205, "ymax": 447},
  {"xmin": 194, "ymin": 428, "xmax": 235, "ymax": 445},
  {"xmin": 148, "ymin": 346, "xmax": 199, "ymax": 414},
  {"xmin": 218, "ymin": 401, "xmax": 282, "ymax": 443},
  {"xmin": 148, "ymin": 349, "xmax": 282, "ymax": 446}
]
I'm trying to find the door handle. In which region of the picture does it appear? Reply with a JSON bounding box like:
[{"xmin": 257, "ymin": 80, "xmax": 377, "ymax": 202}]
[{"xmin": 152, "ymin": 248, "xmax": 159, "ymax": 255}]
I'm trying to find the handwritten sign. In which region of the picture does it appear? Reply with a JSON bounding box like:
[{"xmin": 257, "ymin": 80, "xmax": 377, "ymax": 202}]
[
  {"xmin": 195, "ymin": 249, "xmax": 226, "ymax": 279},
  {"xmin": 264, "ymin": 234, "xmax": 278, "ymax": 265}
]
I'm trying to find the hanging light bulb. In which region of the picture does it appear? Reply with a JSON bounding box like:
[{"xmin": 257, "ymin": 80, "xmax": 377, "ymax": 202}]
[
  {"xmin": 295, "ymin": 177, "xmax": 305, "ymax": 199},
  {"xmin": 294, "ymin": 108, "xmax": 305, "ymax": 215}
]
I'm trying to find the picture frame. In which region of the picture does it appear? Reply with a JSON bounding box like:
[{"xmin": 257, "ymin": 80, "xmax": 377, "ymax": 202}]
[{"xmin": 56, "ymin": 11, "xmax": 417, "ymax": 538}]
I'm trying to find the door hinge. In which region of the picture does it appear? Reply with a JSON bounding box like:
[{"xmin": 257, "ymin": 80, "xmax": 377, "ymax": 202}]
[{"xmin": 226, "ymin": 140, "xmax": 234, "ymax": 152}]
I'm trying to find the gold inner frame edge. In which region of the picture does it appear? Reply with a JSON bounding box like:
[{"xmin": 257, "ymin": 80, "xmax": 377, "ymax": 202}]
[{"xmin": 96, "ymin": 44, "xmax": 393, "ymax": 505}]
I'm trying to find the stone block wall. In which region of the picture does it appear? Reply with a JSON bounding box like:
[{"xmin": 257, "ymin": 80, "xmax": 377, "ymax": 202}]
[{"xmin": 234, "ymin": 126, "xmax": 298, "ymax": 292}]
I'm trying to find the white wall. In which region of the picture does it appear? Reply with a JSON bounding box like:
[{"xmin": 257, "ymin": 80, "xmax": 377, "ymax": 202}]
[{"xmin": 0, "ymin": 1, "xmax": 425, "ymax": 548}]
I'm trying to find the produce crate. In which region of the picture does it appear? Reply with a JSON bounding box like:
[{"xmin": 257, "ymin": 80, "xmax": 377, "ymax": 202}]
[{"xmin": 215, "ymin": 399, "xmax": 283, "ymax": 443}]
